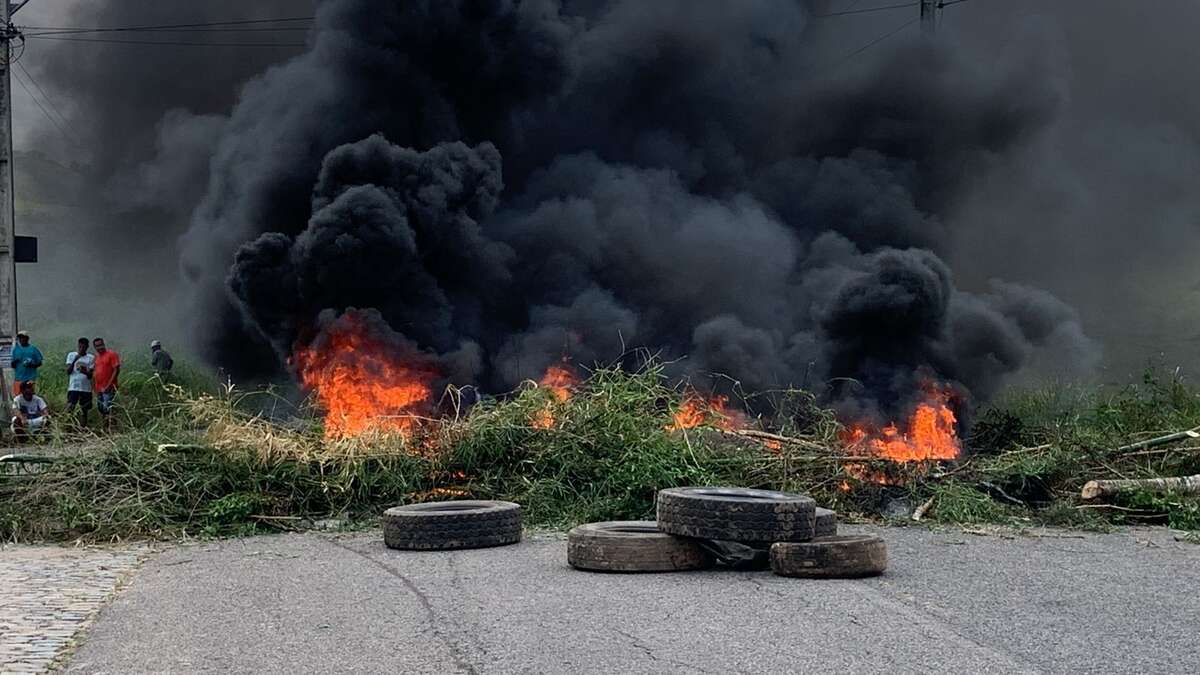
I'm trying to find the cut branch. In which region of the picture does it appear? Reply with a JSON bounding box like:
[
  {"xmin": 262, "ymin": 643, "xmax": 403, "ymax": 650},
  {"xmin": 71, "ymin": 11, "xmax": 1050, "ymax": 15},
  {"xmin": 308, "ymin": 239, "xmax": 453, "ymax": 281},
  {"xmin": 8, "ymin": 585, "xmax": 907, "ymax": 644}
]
[
  {"xmin": 1117, "ymin": 427, "xmax": 1200, "ymax": 453},
  {"xmin": 718, "ymin": 428, "xmax": 833, "ymax": 452},
  {"xmin": 912, "ymin": 497, "xmax": 935, "ymax": 522},
  {"xmin": 1080, "ymin": 474, "xmax": 1200, "ymax": 500}
]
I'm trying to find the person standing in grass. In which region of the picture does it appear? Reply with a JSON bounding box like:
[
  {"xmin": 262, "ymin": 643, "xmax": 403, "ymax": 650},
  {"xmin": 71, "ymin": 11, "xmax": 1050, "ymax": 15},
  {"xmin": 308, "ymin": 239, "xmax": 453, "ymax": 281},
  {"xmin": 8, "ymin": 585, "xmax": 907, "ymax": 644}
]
[
  {"xmin": 92, "ymin": 337, "xmax": 121, "ymax": 429},
  {"xmin": 66, "ymin": 337, "xmax": 95, "ymax": 427},
  {"xmin": 11, "ymin": 380, "xmax": 50, "ymax": 440},
  {"xmin": 150, "ymin": 340, "xmax": 173, "ymax": 381},
  {"xmin": 10, "ymin": 330, "xmax": 43, "ymax": 396}
]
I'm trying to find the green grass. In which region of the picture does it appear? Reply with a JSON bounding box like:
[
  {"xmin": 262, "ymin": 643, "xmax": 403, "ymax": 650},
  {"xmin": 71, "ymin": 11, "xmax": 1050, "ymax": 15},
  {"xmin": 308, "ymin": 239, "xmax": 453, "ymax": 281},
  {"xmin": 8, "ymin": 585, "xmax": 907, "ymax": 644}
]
[
  {"xmin": 13, "ymin": 337, "xmax": 218, "ymax": 430},
  {"xmin": 925, "ymin": 366, "xmax": 1200, "ymax": 530},
  {"xmin": 0, "ymin": 361, "xmax": 846, "ymax": 542},
  {"xmin": 437, "ymin": 363, "xmax": 772, "ymax": 526},
  {"xmin": 5, "ymin": 360, "xmax": 1200, "ymax": 543}
]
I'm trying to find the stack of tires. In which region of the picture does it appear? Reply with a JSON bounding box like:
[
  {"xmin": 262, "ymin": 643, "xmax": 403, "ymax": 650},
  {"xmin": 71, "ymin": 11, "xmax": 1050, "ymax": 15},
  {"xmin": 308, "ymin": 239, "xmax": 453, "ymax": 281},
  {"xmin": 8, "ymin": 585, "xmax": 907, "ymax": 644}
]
[{"xmin": 568, "ymin": 487, "xmax": 887, "ymax": 578}]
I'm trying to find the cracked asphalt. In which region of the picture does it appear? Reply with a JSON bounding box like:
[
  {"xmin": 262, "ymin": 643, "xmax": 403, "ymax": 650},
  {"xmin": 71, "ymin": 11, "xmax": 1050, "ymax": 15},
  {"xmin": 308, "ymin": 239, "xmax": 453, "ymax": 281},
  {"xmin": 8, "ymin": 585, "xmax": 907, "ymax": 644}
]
[{"xmin": 64, "ymin": 525, "xmax": 1200, "ymax": 674}]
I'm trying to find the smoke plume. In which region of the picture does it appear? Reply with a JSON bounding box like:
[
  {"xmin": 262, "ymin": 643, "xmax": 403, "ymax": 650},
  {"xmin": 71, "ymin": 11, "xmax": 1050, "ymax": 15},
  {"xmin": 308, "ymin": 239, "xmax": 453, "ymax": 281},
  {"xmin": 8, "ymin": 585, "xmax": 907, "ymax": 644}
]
[
  {"xmin": 205, "ymin": 0, "xmax": 1097, "ymax": 424},
  {"xmin": 41, "ymin": 0, "xmax": 1192, "ymax": 426}
]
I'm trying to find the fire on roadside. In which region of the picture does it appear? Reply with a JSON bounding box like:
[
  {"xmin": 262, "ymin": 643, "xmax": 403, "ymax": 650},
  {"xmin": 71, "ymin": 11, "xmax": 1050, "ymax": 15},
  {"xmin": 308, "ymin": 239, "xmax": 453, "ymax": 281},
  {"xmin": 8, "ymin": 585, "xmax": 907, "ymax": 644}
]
[
  {"xmin": 666, "ymin": 393, "xmax": 747, "ymax": 431},
  {"xmin": 840, "ymin": 381, "xmax": 962, "ymax": 484},
  {"xmin": 529, "ymin": 362, "xmax": 581, "ymax": 429},
  {"xmin": 540, "ymin": 363, "xmax": 579, "ymax": 402},
  {"xmin": 292, "ymin": 314, "xmax": 439, "ymax": 440}
]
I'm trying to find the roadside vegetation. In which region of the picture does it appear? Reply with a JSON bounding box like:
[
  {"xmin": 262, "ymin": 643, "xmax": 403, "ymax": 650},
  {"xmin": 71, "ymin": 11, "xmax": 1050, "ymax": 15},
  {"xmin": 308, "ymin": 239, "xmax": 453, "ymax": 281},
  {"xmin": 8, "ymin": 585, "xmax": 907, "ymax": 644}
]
[{"xmin": 2, "ymin": 354, "xmax": 1199, "ymax": 543}]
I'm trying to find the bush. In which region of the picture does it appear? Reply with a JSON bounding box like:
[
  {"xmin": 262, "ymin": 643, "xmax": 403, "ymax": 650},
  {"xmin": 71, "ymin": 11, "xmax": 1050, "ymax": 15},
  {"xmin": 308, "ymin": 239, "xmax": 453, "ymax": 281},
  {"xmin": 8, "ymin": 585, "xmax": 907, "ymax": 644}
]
[
  {"xmin": 2, "ymin": 361, "xmax": 827, "ymax": 542},
  {"xmin": 9, "ymin": 359, "xmax": 1200, "ymax": 543}
]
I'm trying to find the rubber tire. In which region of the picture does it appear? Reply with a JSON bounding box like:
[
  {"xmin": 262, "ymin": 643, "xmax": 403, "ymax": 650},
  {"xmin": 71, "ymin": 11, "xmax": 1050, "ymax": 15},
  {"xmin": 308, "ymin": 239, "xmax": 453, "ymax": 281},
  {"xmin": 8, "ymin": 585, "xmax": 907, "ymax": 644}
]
[
  {"xmin": 568, "ymin": 521, "xmax": 714, "ymax": 572},
  {"xmin": 770, "ymin": 534, "xmax": 888, "ymax": 578},
  {"xmin": 814, "ymin": 508, "xmax": 837, "ymax": 537},
  {"xmin": 383, "ymin": 500, "xmax": 522, "ymax": 551},
  {"xmin": 656, "ymin": 487, "xmax": 817, "ymax": 544}
]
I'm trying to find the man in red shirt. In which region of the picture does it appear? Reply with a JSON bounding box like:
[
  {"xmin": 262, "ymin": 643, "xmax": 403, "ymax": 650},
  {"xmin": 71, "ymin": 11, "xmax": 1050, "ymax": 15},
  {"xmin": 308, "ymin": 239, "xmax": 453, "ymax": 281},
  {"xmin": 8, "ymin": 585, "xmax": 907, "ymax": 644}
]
[{"xmin": 92, "ymin": 337, "xmax": 121, "ymax": 430}]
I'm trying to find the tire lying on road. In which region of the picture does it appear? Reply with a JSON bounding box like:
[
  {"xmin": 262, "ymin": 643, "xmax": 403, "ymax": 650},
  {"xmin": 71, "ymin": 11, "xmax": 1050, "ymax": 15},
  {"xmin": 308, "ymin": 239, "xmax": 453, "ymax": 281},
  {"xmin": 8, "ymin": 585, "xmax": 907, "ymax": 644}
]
[
  {"xmin": 656, "ymin": 487, "xmax": 817, "ymax": 545},
  {"xmin": 769, "ymin": 534, "xmax": 887, "ymax": 578},
  {"xmin": 383, "ymin": 500, "xmax": 522, "ymax": 551},
  {"xmin": 568, "ymin": 521, "xmax": 714, "ymax": 572},
  {"xmin": 814, "ymin": 507, "xmax": 837, "ymax": 537}
]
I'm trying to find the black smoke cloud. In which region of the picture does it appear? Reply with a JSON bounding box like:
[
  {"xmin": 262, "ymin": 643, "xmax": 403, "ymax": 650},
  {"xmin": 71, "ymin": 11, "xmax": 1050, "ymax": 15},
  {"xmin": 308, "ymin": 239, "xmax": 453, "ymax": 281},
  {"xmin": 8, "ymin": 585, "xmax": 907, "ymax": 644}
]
[
  {"xmin": 30, "ymin": 0, "xmax": 1110, "ymax": 425},
  {"xmin": 210, "ymin": 0, "xmax": 1101, "ymax": 423},
  {"xmin": 230, "ymin": 135, "xmax": 507, "ymax": 362},
  {"xmin": 18, "ymin": 1, "xmax": 305, "ymax": 344}
]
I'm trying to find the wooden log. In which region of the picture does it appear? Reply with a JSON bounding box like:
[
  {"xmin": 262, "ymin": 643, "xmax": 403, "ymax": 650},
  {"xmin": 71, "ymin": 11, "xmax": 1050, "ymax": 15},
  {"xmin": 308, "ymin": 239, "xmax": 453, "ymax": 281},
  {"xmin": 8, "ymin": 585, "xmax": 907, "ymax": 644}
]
[{"xmin": 1080, "ymin": 474, "xmax": 1200, "ymax": 500}]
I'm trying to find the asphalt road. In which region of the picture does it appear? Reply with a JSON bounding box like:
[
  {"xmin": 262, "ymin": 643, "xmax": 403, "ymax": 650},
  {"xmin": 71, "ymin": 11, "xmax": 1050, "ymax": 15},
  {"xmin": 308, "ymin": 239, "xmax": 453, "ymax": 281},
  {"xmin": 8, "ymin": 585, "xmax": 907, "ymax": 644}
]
[{"xmin": 65, "ymin": 525, "xmax": 1200, "ymax": 674}]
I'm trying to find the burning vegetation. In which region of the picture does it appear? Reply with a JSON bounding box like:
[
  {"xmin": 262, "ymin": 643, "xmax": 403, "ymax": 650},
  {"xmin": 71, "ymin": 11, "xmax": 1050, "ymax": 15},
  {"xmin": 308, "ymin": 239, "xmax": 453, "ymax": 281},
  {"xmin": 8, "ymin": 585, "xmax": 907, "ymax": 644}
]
[
  {"xmin": 539, "ymin": 363, "xmax": 580, "ymax": 403},
  {"xmin": 284, "ymin": 312, "xmax": 961, "ymax": 506},
  {"xmin": 285, "ymin": 311, "xmax": 963, "ymax": 496},
  {"xmin": 843, "ymin": 383, "xmax": 963, "ymax": 464},
  {"xmin": 8, "ymin": 353, "xmax": 1200, "ymax": 545},
  {"xmin": 291, "ymin": 311, "xmax": 440, "ymax": 440},
  {"xmin": 667, "ymin": 394, "xmax": 747, "ymax": 432}
]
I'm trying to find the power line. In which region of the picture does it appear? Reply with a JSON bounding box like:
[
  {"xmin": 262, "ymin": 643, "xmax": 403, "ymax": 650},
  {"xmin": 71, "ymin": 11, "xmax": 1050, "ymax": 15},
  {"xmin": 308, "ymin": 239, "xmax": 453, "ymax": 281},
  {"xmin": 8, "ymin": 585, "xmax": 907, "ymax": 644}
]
[
  {"xmin": 11, "ymin": 67, "xmax": 78, "ymax": 148},
  {"xmin": 24, "ymin": 27, "xmax": 313, "ymax": 37},
  {"xmin": 18, "ymin": 16, "xmax": 315, "ymax": 34},
  {"xmin": 937, "ymin": 0, "xmax": 975, "ymax": 7},
  {"xmin": 815, "ymin": 2, "xmax": 920, "ymax": 18},
  {"xmin": 15, "ymin": 61, "xmax": 69, "ymax": 133},
  {"xmin": 825, "ymin": 16, "xmax": 920, "ymax": 72},
  {"xmin": 23, "ymin": 35, "xmax": 306, "ymax": 48}
]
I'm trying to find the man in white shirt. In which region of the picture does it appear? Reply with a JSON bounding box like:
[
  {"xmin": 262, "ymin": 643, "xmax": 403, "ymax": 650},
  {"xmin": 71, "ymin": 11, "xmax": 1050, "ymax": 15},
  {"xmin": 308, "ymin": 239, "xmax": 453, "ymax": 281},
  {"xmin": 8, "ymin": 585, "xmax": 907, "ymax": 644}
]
[
  {"xmin": 12, "ymin": 380, "xmax": 49, "ymax": 440},
  {"xmin": 66, "ymin": 337, "xmax": 96, "ymax": 427}
]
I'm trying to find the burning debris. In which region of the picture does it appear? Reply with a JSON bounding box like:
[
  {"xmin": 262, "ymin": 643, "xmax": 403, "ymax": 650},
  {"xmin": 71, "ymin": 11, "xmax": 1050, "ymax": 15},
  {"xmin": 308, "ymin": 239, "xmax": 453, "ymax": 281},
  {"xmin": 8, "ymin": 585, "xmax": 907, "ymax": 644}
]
[
  {"xmin": 292, "ymin": 309, "xmax": 441, "ymax": 440},
  {"xmin": 528, "ymin": 361, "xmax": 581, "ymax": 430},
  {"xmin": 843, "ymin": 382, "xmax": 963, "ymax": 464},
  {"xmin": 539, "ymin": 363, "xmax": 580, "ymax": 403},
  {"xmin": 667, "ymin": 394, "xmax": 747, "ymax": 432}
]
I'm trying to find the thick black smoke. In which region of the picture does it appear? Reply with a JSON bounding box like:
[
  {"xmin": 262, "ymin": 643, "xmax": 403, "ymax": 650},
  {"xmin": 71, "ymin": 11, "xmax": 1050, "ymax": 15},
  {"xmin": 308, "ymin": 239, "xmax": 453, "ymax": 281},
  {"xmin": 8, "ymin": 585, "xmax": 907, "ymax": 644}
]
[
  {"xmin": 207, "ymin": 0, "xmax": 1099, "ymax": 425},
  {"xmin": 229, "ymin": 136, "xmax": 506, "ymax": 367},
  {"xmin": 22, "ymin": 0, "xmax": 1132, "ymax": 427},
  {"xmin": 18, "ymin": 1, "xmax": 304, "ymax": 344}
]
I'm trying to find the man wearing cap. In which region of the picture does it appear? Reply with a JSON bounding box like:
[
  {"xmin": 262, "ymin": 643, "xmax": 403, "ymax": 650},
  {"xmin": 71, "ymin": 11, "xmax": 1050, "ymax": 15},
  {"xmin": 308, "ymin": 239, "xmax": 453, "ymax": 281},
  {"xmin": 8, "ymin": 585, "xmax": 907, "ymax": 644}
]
[
  {"xmin": 10, "ymin": 330, "xmax": 44, "ymax": 397},
  {"xmin": 150, "ymin": 340, "xmax": 174, "ymax": 380}
]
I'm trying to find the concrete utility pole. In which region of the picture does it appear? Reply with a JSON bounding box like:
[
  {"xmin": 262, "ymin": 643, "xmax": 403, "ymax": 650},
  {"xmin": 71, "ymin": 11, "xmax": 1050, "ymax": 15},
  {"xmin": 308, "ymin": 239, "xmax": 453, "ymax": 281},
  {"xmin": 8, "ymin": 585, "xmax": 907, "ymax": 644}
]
[
  {"xmin": 0, "ymin": 1, "xmax": 28, "ymax": 404},
  {"xmin": 920, "ymin": 0, "xmax": 940, "ymax": 34}
]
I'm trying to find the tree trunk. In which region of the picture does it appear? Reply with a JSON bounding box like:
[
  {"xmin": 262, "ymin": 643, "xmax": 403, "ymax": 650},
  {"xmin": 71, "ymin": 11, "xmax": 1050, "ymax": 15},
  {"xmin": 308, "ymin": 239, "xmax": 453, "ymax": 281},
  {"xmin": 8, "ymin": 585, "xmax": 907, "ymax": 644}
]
[{"xmin": 1080, "ymin": 474, "xmax": 1200, "ymax": 500}]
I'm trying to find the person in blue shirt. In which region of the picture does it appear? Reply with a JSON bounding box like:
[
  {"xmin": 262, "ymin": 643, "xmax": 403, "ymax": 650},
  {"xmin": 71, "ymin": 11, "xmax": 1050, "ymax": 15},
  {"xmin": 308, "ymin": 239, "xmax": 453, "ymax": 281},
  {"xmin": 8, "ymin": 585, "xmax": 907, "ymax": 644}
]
[{"xmin": 10, "ymin": 330, "xmax": 44, "ymax": 396}]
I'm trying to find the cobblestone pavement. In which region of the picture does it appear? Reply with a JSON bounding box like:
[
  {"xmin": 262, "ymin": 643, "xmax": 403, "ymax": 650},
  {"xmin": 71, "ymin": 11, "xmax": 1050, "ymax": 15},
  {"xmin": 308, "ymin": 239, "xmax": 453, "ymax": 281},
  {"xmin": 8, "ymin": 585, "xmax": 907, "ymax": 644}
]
[{"xmin": 0, "ymin": 545, "xmax": 145, "ymax": 674}]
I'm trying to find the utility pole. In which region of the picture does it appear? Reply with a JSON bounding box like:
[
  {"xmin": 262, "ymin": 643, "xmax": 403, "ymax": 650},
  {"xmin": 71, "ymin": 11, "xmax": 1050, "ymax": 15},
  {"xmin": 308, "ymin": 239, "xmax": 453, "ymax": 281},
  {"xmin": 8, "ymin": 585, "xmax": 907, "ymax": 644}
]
[
  {"xmin": 0, "ymin": 1, "xmax": 27, "ymax": 408},
  {"xmin": 920, "ymin": 0, "xmax": 940, "ymax": 34}
]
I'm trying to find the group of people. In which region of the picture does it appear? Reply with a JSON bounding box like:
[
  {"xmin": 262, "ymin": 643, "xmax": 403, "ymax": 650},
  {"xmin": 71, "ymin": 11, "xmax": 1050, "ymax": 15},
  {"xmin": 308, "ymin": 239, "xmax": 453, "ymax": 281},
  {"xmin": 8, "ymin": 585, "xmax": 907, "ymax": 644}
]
[{"xmin": 8, "ymin": 331, "xmax": 174, "ymax": 439}]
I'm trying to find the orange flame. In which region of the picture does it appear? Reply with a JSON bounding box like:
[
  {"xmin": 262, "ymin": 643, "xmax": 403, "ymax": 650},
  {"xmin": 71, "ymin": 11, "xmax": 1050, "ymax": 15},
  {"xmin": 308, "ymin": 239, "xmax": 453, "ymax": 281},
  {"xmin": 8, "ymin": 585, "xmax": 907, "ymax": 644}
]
[
  {"xmin": 529, "ymin": 362, "xmax": 580, "ymax": 429},
  {"xmin": 293, "ymin": 314, "xmax": 439, "ymax": 440},
  {"xmin": 842, "ymin": 383, "xmax": 962, "ymax": 465},
  {"xmin": 667, "ymin": 393, "xmax": 747, "ymax": 431},
  {"xmin": 530, "ymin": 407, "xmax": 555, "ymax": 430},
  {"xmin": 540, "ymin": 364, "xmax": 579, "ymax": 402}
]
